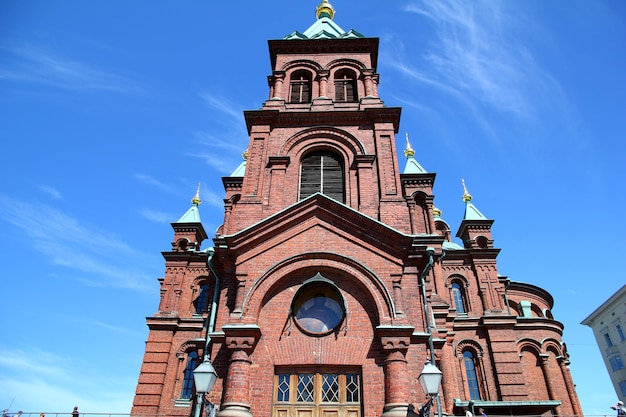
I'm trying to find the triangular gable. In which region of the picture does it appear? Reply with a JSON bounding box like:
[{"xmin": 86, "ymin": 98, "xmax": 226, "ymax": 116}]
[{"xmin": 220, "ymin": 193, "xmax": 413, "ymax": 260}]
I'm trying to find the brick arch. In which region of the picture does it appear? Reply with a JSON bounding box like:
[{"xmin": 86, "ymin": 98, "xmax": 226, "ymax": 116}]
[
  {"xmin": 191, "ymin": 275, "xmax": 210, "ymax": 287},
  {"xmin": 517, "ymin": 338, "xmax": 542, "ymax": 355},
  {"xmin": 241, "ymin": 252, "xmax": 395, "ymax": 324},
  {"xmin": 325, "ymin": 58, "xmax": 367, "ymax": 72},
  {"xmin": 541, "ymin": 338, "xmax": 563, "ymax": 357},
  {"xmin": 278, "ymin": 126, "xmax": 366, "ymax": 158},
  {"xmin": 281, "ymin": 59, "xmax": 323, "ymax": 73},
  {"xmin": 454, "ymin": 339, "xmax": 484, "ymax": 357},
  {"xmin": 445, "ymin": 274, "xmax": 469, "ymax": 289},
  {"xmin": 176, "ymin": 340, "xmax": 203, "ymax": 358}
]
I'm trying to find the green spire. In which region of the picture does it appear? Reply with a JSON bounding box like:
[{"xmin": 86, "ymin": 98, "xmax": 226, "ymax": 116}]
[
  {"xmin": 461, "ymin": 179, "xmax": 488, "ymax": 220},
  {"xmin": 177, "ymin": 183, "xmax": 203, "ymax": 223}
]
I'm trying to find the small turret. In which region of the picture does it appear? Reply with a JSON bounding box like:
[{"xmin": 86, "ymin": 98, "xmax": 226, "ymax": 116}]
[
  {"xmin": 456, "ymin": 179, "xmax": 494, "ymax": 249},
  {"xmin": 171, "ymin": 183, "xmax": 208, "ymax": 252}
]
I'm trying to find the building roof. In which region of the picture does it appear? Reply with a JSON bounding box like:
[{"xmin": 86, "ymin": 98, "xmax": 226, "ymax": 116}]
[
  {"xmin": 462, "ymin": 179, "xmax": 489, "ymax": 220},
  {"xmin": 176, "ymin": 184, "xmax": 202, "ymax": 223},
  {"xmin": 283, "ymin": 0, "xmax": 364, "ymax": 40},
  {"xmin": 402, "ymin": 133, "xmax": 428, "ymax": 174},
  {"xmin": 230, "ymin": 149, "xmax": 248, "ymax": 177}
]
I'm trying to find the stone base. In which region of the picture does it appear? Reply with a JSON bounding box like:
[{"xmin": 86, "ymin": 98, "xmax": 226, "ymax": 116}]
[{"xmin": 382, "ymin": 403, "xmax": 420, "ymax": 417}]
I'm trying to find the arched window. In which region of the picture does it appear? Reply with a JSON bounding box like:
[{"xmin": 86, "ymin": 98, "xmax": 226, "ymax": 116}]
[
  {"xmin": 289, "ymin": 70, "xmax": 312, "ymax": 103},
  {"xmin": 476, "ymin": 236, "xmax": 488, "ymax": 248},
  {"xmin": 299, "ymin": 151, "xmax": 345, "ymax": 202},
  {"xmin": 181, "ymin": 351, "xmax": 198, "ymax": 399},
  {"xmin": 463, "ymin": 350, "xmax": 481, "ymax": 400},
  {"xmin": 194, "ymin": 283, "xmax": 209, "ymax": 314},
  {"xmin": 452, "ymin": 282, "xmax": 467, "ymax": 314},
  {"xmin": 334, "ymin": 69, "xmax": 357, "ymax": 102}
]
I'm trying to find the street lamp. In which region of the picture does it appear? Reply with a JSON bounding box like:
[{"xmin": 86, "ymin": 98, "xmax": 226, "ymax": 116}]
[
  {"xmin": 193, "ymin": 359, "xmax": 218, "ymax": 417},
  {"xmin": 417, "ymin": 360, "xmax": 442, "ymax": 417}
]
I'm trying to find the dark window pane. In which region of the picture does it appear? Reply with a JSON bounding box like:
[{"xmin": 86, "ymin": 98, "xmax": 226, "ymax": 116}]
[
  {"xmin": 297, "ymin": 374, "xmax": 314, "ymax": 402},
  {"xmin": 277, "ymin": 374, "xmax": 290, "ymax": 402},
  {"xmin": 463, "ymin": 350, "xmax": 481, "ymax": 400},
  {"xmin": 181, "ymin": 351, "xmax": 198, "ymax": 399},
  {"xmin": 300, "ymin": 152, "xmax": 344, "ymax": 202},
  {"xmin": 195, "ymin": 284, "xmax": 209, "ymax": 314}
]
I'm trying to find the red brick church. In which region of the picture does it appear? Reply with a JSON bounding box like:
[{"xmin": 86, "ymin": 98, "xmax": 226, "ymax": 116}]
[{"xmin": 131, "ymin": 2, "xmax": 583, "ymax": 416}]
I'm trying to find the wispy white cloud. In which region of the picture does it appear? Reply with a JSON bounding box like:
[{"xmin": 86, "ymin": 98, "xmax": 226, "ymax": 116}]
[
  {"xmin": 0, "ymin": 193, "xmax": 156, "ymax": 292},
  {"xmin": 0, "ymin": 41, "xmax": 140, "ymax": 94},
  {"xmin": 198, "ymin": 92, "xmax": 246, "ymax": 123},
  {"xmin": 134, "ymin": 173, "xmax": 173, "ymax": 191},
  {"xmin": 137, "ymin": 208, "xmax": 171, "ymax": 223},
  {"xmin": 0, "ymin": 348, "xmax": 135, "ymax": 413},
  {"xmin": 395, "ymin": 0, "xmax": 565, "ymax": 123},
  {"xmin": 193, "ymin": 93, "xmax": 249, "ymax": 172},
  {"xmin": 201, "ymin": 188, "xmax": 226, "ymax": 210},
  {"xmin": 38, "ymin": 185, "xmax": 62, "ymax": 199}
]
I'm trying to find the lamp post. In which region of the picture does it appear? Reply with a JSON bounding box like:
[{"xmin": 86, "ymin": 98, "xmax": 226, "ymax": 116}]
[
  {"xmin": 193, "ymin": 359, "xmax": 218, "ymax": 417},
  {"xmin": 417, "ymin": 360, "xmax": 443, "ymax": 417}
]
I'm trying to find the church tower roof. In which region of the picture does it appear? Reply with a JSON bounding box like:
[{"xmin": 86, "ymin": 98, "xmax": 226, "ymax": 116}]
[
  {"xmin": 283, "ymin": 0, "xmax": 364, "ymax": 40},
  {"xmin": 402, "ymin": 133, "xmax": 428, "ymax": 174},
  {"xmin": 230, "ymin": 149, "xmax": 248, "ymax": 177},
  {"xmin": 176, "ymin": 183, "xmax": 203, "ymax": 223},
  {"xmin": 461, "ymin": 178, "xmax": 488, "ymax": 220}
]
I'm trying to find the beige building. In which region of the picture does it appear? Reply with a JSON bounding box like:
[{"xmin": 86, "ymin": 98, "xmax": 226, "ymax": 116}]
[{"xmin": 582, "ymin": 285, "xmax": 626, "ymax": 402}]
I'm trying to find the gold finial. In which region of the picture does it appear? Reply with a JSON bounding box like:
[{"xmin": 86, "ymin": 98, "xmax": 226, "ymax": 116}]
[
  {"xmin": 404, "ymin": 132, "xmax": 415, "ymax": 158},
  {"xmin": 432, "ymin": 206, "xmax": 442, "ymax": 217},
  {"xmin": 242, "ymin": 148, "xmax": 248, "ymax": 160},
  {"xmin": 462, "ymin": 178, "xmax": 472, "ymax": 202},
  {"xmin": 192, "ymin": 182, "xmax": 202, "ymax": 205},
  {"xmin": 316, "ymin": 0, "xmax": 335, "ymax": 20}
]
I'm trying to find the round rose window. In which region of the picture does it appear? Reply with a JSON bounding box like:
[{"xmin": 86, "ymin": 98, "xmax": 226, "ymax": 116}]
[{"xmin": 293, "ymin": 284, "xmax": 345, "ymax": 335}]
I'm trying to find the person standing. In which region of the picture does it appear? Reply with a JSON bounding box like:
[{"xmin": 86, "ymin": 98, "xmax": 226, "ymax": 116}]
[
  {"xmin": 71, "ymin": 407, "xmax": 79, "ymax": 417},
  {"xmin": 478, "ymin": 408, "xmax": 487, "ymax": 417}
]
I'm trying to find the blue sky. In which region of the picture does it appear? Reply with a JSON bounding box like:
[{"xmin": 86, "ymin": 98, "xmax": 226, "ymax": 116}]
[{"xmin": 1, "ymin": 0, "xmax": 624, "ymax": 415}]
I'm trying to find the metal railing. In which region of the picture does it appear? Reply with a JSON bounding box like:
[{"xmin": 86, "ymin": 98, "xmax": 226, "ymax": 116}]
[{"xmin": 3, "ymin": 412, "xmax": 623, "ymax": 417}]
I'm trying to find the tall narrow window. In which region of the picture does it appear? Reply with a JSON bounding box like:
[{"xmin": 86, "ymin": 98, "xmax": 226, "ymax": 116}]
[
  {"xmin": 289, "ymin": 70, "xmax": 312, "ymax": 103},
  {"xmin": 299, "ymin": 151, "xmax": 345, "ymax": 202},
  {"xmin": 610, "ymin": 355, "xmax": 625, "ymax": 371},
  {"xmin": 617, "ymin": 324, "xmax": 626, "ymax": 342},
  {"xmin": 605, "ymin": 333, "xmax": 615, "ymax": 348},
  {"xmin": 194, "ymin": 283, "xmax": 209, "ymax": 314},
  {"xmin": 181, "ymin": 351, "xmax": 198, "ymax": 399},
  {"xmin": 297, "ymin": 374, "xmax": 315, "ymax": 402},
  {"xmin": 463, "ymin": 350, "xmax": 481, "ymax": 400},
  {"xmin": 276, "ymin": 374, "xmax": 290, "ymax": 402},
  {"xmin": 334, "ymin": 69, "xmax": 357, "ymax": 102},
  {"xmin": 452, "ymin": 282, "xmax": 467, "ymax": 314}
]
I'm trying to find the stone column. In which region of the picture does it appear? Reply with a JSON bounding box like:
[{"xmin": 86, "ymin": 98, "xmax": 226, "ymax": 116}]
[
  {"xmin": 232, "ymin": 274, "xmax": 247, "ymax": 315},
  {"xmin": 218, "ymin": 325, "xmax": 262, "ymax": 417},
  {"xmin": 318, "ymin": 70, "xmax": 329, "ymax": 98},
  {"xmin": 377, "ymin": 326, "xmax": 417, "ymax": 417},
  {"xmin": 272, "ymin": 71, "xmax": 285, "ymax": 99},
  {"xmin": 362, "ymin": 69, "xmax": 375, "ymax": 97}
]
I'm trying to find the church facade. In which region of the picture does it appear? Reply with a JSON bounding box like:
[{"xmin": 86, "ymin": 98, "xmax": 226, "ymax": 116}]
[{"xmin": 131, "ymin": 2, "xmax": 582, "ymax": 417}]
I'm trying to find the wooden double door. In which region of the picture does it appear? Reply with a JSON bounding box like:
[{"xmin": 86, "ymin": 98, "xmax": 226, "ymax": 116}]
[{"xmin": 272, "ymin": 368, "xmax": 362, "ymax": 417}]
